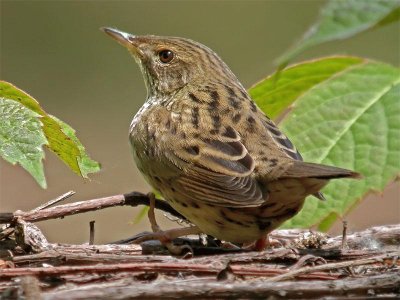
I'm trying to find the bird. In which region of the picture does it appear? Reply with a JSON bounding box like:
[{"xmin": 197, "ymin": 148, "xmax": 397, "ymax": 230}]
[{"xmin": 102, "ymin": 27, "xmax": 360, "ymax": 251}]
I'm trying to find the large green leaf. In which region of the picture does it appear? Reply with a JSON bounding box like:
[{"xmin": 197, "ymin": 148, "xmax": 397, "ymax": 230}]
[
  {"xmin": 249, "ymin": 56, "xmax": 364, "ymax": 120},
  {"xmin": 0, "ymin": 98, "xmax": 47, "ymax": 188},
  {"xmin": 0, "ymin": 81, "xmax": 100, "ymax": 187},
  {"xmin": 278, "ymin": 0, "xmax": 400, "ymax": 67},
  {"xmin": 276, "ymin": 60, "xmax": 400, "ymax": 229}
]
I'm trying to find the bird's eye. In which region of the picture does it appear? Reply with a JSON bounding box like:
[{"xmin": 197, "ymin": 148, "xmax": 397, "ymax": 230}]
[{"xmin": 158, "ymin": 49, "xmax": 174, "ymax": 63}]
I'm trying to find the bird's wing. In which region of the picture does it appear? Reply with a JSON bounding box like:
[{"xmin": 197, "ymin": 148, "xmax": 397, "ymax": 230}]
[
  {"xmin": 262, "ymin": 118, "xmax": 303, "ymax": 161},
  {"xmin": 261, "ymin": 118, "xmax": 326, "ymax": 200},
  {"xmin": 165, "ymin": 125, "xmax": 265, "ymax": 208}
]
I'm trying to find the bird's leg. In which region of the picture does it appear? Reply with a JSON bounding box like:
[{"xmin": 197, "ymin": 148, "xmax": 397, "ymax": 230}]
[
  {"xmin": 244, "ymin": 234, "xmax": 283, "ymax": 251},
  {"xmin": 135, "ymin": 193, "xmax": 202, "ymax": 255},
  {"xmin": 253, "ymin": 235, "xmax": 269, "ymax": 251},
  {"xmin": 147, "ymin": 192, "xmax": 161, "ymax": 233}
]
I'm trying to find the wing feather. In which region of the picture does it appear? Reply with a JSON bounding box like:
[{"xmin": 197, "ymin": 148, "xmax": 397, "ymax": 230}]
[{"xmin": 169, "ymin": 125, "xmax": 265, "ymax": 207}]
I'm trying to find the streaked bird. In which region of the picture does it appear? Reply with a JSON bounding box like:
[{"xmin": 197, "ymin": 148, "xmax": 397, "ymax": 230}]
[{"xmin": 102, "ymin": 27, "xmax": 360, "ymax": 251}]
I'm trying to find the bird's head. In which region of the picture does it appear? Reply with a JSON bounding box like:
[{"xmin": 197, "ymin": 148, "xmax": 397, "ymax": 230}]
[{"xmin": 102, "ymin": 27, "xmax": 238, "ymax": 97}]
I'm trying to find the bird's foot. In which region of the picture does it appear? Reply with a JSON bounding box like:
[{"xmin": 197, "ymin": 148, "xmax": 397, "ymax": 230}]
[
  {"xmin": 243, "ymin": 235, "xmax": 284, "ymax": 251},
  {"xmin": 133, "ymin": 193, "xmax": 201, "ymax": 255}
]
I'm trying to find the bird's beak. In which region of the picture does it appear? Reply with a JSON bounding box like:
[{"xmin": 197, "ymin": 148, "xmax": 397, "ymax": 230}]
[{"xmin": 101, "ymin": 27, "xmax": 143, "ymax": 57}]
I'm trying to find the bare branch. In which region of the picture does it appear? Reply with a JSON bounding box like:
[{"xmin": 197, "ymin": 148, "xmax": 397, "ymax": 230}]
[
  {"xmin": 42, "ymin": 273, "xmax": 400, "ymax": 299},
  {"xmin": 0, "ymin": 192, "xmax": 185, "ymax": 225},
  {"xmin": 30, "ymin": 191, "xmax": 76, "ymax": 212}
]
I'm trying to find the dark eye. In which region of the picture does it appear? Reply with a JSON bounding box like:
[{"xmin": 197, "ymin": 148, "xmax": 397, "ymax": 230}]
[{"xmin": 158, "ymin": 49, "xmax": 174, "ymax": 63}]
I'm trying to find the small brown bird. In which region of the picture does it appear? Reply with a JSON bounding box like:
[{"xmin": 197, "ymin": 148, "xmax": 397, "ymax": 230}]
[{"xmin": 103, "ymin": 28, "xmax": 360, "ymax": 251}]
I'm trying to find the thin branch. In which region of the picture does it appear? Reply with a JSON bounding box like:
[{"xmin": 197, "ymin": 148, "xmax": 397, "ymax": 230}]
[
  {"xmin": 89, "ymin": 221, "xmax": 95, "ymax": 246},
  {"xmin": 265, "ymin": 252, "xmax": 400, "ymax": 282},
  {"xmin": 0, "ymin": 192, "xmax": 185, "ymax": 224},
  {"xmin": 30, "ymin": 190, "xmax": 76, "ymax": 213},
  {"xmin": 0, "ymin": 259, "xmax": 345, "ymax": 280},
  {"xmin": 341, "ymin": 220, "xmax": 348, "ymax": 250}
]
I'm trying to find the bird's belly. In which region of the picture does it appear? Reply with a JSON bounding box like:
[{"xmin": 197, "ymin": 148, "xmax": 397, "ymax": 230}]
[
  {"xmin": 161, "ymin": 187, "xmax": 301, "ymax": 244},
  {"xmin": 168, "ymin": 198, "xmax": 265, "ymax": 243}
]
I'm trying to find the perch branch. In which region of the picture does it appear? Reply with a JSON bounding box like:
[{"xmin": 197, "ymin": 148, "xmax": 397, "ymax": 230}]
[{"xmin": 0, "ymin": 192, "xmax": 185, "ymax": 224}]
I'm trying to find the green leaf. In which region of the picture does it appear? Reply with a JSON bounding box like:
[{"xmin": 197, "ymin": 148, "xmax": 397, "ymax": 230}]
[
  {"xmin": 50, "ymin": 116, "xmax": 101, "ymax": 177},
  {"xmin": 249, "ymin": 56, "xmax": 364, "ymax": 120},
  {"xmin": 0, "ymin": 98, "xmax": 47, "ymax": 188},
  {"xmin": 277, "ymin": 60, "xmax": 400, "ymax": 229},
  {"xmin": 0, "ymin": 81, "xmax": 101, "ymax": 187},
  {"xmin": 278, "ymin": 0, "xmax": 400, "ymax": 67}
]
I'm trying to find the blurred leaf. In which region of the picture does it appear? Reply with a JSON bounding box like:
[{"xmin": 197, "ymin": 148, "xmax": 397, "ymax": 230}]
[
  {"xmin": 131, "ymin": 206, "xmax": 150, "ymax": 225},
  {"xmin": 278, "ymin": 0, "xmax": 400, "ymax": 68},
  {"xmin": 249, "ymin": 56, "xmax": 364, "ymax": 120},
  {"xmin": 0, "ymin": 81, "xmax": 101, "ymax": 187},
  {"xmin": 131, "ymin": 190, "xmax": 163, "ymax": 225},
  {"xmin": 276, "ymin": 60, "xmax": 400, "ymax": 229},
  {"xmin": 0, "ymin": 98, "xmax": 47, "ymax": 188}
]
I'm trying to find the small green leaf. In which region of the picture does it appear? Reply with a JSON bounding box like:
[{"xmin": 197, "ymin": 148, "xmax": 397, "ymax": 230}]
[
  {"xmin": 0, "ymin": 81, "xmax": 101, "ymax": 187},
  {"xmin": 278, "ymin": 0, "xmax": 400, "ymax": 67},
  {"xmin": 278, "ymin": 60, "xmax": 400, "ymax": 229},
  {"xmin": 249, "ymin": 56, "xmax": 364, "ymax": 120},
  {"xmin": 0, "ymin": 98, "xmax": 47, "ymax": 188}
]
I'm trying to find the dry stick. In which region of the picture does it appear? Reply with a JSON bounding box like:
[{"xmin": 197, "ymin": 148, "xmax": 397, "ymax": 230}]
[
  {"xmin": 30, "ymin": 191, "xmax": 76, "ymax": 213},
  {"xmin": 11, "ymin": 246, "xmax": 383, "ymax": 269},
  {"xmin": 0, "ymin": 260, "xmax": 341, "ymax": 280},
  {"xmin": 0, "ymin": 192, "xmax": 185, "ymax": 224},
  {"xmin": 89, "ymin": 221, "xmax": 95, "ymax": 246},
  {"xmin": 341, "ymin": 220, "xmax": 348, "ymax": 250},
  {"xmin": 1, "ymin": 191, "xmax": 75, "ymax": 241},
  {"xmin": 42, "ymin": 273, "xmax": 400, "ymax": 299},
  {"xmin": 0, "ymin": 262, "xmax": 218, "ymax": 277},
  {"xmin": 265, "ymin": 252, "xmax": 400, "ymax": 282}
]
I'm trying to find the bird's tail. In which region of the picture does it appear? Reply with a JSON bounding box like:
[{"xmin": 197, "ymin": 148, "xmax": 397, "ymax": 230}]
[
  {"xmin": 282, "ymin": 161, "xmax": 362, "ymax": 180},
  {"xmin": 282, "ymin": 161, "xmax": 361, "ymax": 201}
]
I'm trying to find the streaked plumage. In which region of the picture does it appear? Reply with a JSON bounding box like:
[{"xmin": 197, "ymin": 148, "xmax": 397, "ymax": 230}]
[{"xmin": 103, "ymin": 28, "xmax": 360, "ymax": 245}]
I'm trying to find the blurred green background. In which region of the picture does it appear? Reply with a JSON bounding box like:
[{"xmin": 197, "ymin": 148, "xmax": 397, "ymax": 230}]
[{"xmin": 1, "ymin": 0, "xmax": 399, "ymax": 244}]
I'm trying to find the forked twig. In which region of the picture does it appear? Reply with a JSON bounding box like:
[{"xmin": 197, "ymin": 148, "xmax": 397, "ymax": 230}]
[{"xmin": 30, "ymin": 190, "xmax": 76, "ymax": 213}]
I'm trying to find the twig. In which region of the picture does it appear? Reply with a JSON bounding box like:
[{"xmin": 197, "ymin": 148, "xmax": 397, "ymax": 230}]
[
  {"xmin": 0, "ymin": 192, "xmax": 185, "ymax": 224},
  {"xmin": 42, "ymin": 273, "xmax": 400, "ymax": 299},
  {"xmin": 324, "ymin": 223, "xmax": 400, "ymax": 250},
  {"xmin": 342, "ymin": 220, "xmax": 348, "ymax": 250},
  {"xmin": 0, "ymin": 260, "xmax": 342, "ymax": 280},
  {"xmin": 31, "ymin": 191, "xmax": 76, "ymax": 213},
  {"xmin": 0, "ymin": 262, "xmax": 218, "ymax": 277},
  {"xmin": 0, "ymin": 226, "xmax": 14, "ymax": 240},
  {"xmin": 265, "ymin": 252, "xmax": 400, "ymax": 282},
  {"xmin": 89, "ymin": 221, "xmax": 95, "ymax": 246}
]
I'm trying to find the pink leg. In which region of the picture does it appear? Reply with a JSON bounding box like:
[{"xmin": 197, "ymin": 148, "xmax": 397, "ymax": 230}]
[
  {"xmin": 135, "ymin": 193, "xmax": 202, "ymax": 255},
  {"xmin": 244, "ymin": 235, "xmax": 283, "ymax": 251}
]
